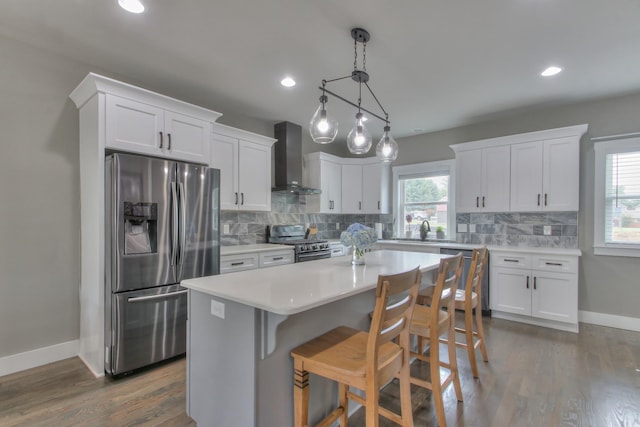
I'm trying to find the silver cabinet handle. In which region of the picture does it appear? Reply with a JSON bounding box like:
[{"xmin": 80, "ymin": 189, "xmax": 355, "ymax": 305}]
[
  {"xmin": 159, "ymin": 131, "xmax": 164, "ymax": 149},
  {"xmin": 128, "ymin": 289, "xmax": 188, "ymax": 303},
  {"xmin": 168, "ymin": 133, "xmax": 172, "ymax": 150}
]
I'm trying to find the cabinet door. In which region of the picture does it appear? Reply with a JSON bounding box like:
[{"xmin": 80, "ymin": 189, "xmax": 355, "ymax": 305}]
[
  {"xmin": 211, "ymin": 134, "xmax": 239, "ymax": 210},
  {"xmin": 362, "ymin": 162, "xmax": 382, "ymax": 213},
  {"xmin": 531, "ymin": 270, "xmax": 577, "ymax": 324},
  {"xmin": 456, "ymin": 149, "xmax": 483, "ymax": 212},
  {"xmin": 341, "ymin": 164, "xmax": 363, "ymax": 213},
  {"xmin": 320, "ymin": 159, "xmax": 342, "ymax": 213},
  {"xmin": 490, "ymin": 267, "xmax": 531, "ymax": 316},
  {"xmin": 482, "ymin": 146, "xmax": 511, "ymax": 211},
  {"xmin": 238, "ymin": 140, "xmax": 271, "ymax": 211},
  {"xmin": 543, "ymin": 137, "xmax": 579, "ymax": 211},
  {"xmin": 510, "ymin": 141, "xmax": 544, "ymax": 211},
  {"xmin": 164, "ymin": 111, "xmax": 211, "ymax": 164},
  {"xmin": 105, "ymin": 95, "xmax": 164, "ymax": 156}
]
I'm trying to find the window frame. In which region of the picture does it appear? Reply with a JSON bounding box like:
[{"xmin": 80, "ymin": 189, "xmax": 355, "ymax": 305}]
[
  {"xmin": 594, "ymin": 136, "xmax": 640, "ymax": 257},
  {"xmin": 392, "ymin": 160, "xmax": 456, "ymax": 239}
]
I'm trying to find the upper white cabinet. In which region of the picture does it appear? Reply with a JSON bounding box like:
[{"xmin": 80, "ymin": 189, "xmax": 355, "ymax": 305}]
[
  {"xmin": 105, "ymin": 95, "xmax": 211, "ymax": 164},
  {"xmin": 510, "ymin": 137, "xmax": 580, "ymax": 211},
  {"xmin": 211, "ymin": 124, "xmax": 276, "ymax": 212},
  {"xmin": 454, "ymin": 146, "xmax": 511, "ymax": 212},
  {"xmin": 451, "ymin": 124, "xmax": 588, "ymax": 213},
  {"xmin": 305, "ymin": 153, "xmax": 387, "ymax": 214},
  {"xmin": 304, "ymin": 153, "xmax": 342, "ymax": 213}
]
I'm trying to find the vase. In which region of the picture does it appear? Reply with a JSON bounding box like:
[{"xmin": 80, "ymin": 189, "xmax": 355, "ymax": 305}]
[{"xmin": 351, "ymin": 249, "xmax": 365, "ymax": 265}]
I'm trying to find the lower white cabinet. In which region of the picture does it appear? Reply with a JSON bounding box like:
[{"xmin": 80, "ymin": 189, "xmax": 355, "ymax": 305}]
[
  {"xmin": 220, "ymin": 247, "xmax": 294, "ymax": 274},
  {"xmin": 490, "ymin": 251, "xmax": 579, "ymax": 332}
]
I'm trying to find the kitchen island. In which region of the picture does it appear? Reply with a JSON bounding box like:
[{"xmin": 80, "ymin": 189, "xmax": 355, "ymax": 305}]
[{"xmin": 181, "ymin": 250, "xmax": 447, "ymax": 427}]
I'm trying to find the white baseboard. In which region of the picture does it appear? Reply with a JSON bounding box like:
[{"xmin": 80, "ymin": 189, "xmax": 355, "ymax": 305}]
[
  {"xmin": 0, "ymin": 340, "xmax": 79, "ymax": 378},
  {"xmin": 579, "ymin": 310, "xmax": 640, "ymax": 332}
]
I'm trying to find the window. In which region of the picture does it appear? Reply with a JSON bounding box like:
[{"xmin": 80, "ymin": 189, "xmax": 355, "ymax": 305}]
[
  {"xmin": 594, "ymin": 137, "xmax": 640, "ymax": 257},
  {"xmin": 393, "ymin": 160, "xmax": 455, "ymax": 239}
]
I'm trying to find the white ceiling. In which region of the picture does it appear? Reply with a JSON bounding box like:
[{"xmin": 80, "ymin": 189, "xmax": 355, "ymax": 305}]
[{"xmin": 1, "ymin": 0, "xmax": 640, "ymax": 141}]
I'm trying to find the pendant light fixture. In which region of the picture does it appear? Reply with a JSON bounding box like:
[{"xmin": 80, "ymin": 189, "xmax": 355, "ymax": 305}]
[{"xmin": 309, "ymin": 28, "xmax": 398, "ymax": 162}]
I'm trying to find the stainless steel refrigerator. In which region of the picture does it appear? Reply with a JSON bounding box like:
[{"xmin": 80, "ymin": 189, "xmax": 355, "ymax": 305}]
[{"xmin": 105, "ymin": 153, "xmax": 219, "ymax": 376}]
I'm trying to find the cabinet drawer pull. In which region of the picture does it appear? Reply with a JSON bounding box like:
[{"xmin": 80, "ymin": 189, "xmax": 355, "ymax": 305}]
[
  {"xmin": 231, "ymin": 261, "xmax": 245, "ymax": 266},
  {"xmin": 378, "ymin": 201, "xmax": 381, "ymax": 210},
  {"xmin": 235, "ymin": 192, "xmax": 238, "ymax": 205},
  {"xmin": 167, "ymin": 133, "xmax": 172, "ymax": 150},
  {"xmin": 272, "ymin": 257, "xmax": 284, "ymax": 261},
  {"xmin": 537, "ymin": 194, "xmax": 541, "ymax": 206},
  {"xmin": 241, "ymin": 192, "xmax": 244, "ymax": 205},
  {"xmin": 159, "ymin": 131, "xmax": 164, "ymax": 149},
  {"xmin": 504, "ymin": 258, "xmax": 520, "ymax": 263},
  {"xmin": 482, "ymin": 196, "xmax": 485, "ymax": 208},
  {"xmin": 526, "ymin": 276, "xmax": 529, "ymax": 289},
  {"xmin": 476, "ymin": 196, "xmax": 479, "ymax": 208},
  {"xmin": 544, "ymin": 193, "xmax": 548, "ymax": 206},
  {"xmin": 359, "ymin": 201, "xmax": 362, "ymax": 211},
  {"xmin": 533, "ymin": 277, "xmax": 537, "ymax": 290},
  {"xmin": 545, "ymin": 262, "xmax": 563, "ymax": 266}
]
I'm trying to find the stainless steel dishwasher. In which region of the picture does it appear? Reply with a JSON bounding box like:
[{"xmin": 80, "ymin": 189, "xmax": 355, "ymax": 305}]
[{"xmin": 440, "ymin": 247, "xmax": 490, "ymax": 316}]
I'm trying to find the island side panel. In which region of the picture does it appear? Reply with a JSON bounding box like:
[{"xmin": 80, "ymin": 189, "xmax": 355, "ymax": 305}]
[
  {"xmin": 188, "ymin": 289, "xmax": 258, "ymax": 427},
  {"xmin": 256, "ymin": 289, "xmax": 377, "ymax": 427}
]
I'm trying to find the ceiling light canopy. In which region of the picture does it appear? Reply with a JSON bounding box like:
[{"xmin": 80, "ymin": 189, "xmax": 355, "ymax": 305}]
[
  {"xmin": 281, "ymin": 77, "xmax": 296, "ymax": 87},
  {"xmin": 541, "ymin": 66, "xmax": 562, "ymax": 77},
  {"xmin": 118, "ymin": 0, "xmax": 145, "ymax": 13},
  {"xmin": 309, "ymin": 28, "xmax": 397, "ymax": 162}
]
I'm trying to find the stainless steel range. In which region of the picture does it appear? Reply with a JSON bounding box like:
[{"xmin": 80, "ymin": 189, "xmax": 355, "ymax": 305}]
[{"xmin": 268, "ymin": 225, "xmax": 331, "ymax": 262}]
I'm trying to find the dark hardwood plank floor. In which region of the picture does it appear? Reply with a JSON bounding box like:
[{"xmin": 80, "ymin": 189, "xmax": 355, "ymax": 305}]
[{"xmin": 1, "ymin": 316, "xmax": 639, "ymax": 426}]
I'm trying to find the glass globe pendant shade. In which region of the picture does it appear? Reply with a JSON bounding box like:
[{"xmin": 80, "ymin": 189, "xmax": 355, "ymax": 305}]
[
  {"xmin": 309, "ymin": 97, "xmax": 338, "ymax": 144},
  {"xmin": 376, "ymin": 126, "xmax": 398, "ymax": 162},
  {"xmin": 347, "ymin": 113, "xmax": 372, "ymax": 154}
]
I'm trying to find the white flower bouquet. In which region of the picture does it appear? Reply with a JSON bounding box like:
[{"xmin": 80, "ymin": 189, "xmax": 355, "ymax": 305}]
[{"xmin": 340, "ymin": 223, "xmax": 378, "ymax": 258}]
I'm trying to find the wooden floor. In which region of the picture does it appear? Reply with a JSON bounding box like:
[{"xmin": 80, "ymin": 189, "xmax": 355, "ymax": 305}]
[{"xmin": 1, "ymin": 316, "xmax": 639, "ymax": 426}]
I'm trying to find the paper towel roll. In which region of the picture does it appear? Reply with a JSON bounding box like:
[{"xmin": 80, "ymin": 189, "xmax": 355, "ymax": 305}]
[{"xmin": 375, "ymin": 223, "xmax": 383, "ymax": 239}]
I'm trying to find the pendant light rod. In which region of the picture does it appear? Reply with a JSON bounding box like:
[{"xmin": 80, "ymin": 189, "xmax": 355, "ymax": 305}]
[{"xmin": 319, "ymin": 86, "xmax": 390, "ymax": 124}]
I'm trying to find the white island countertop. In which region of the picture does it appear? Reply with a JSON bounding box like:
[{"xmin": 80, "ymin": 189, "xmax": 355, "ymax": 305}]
[{"xmin": 181, "ymin": 250, "xmax": 446, "ymax": 315}]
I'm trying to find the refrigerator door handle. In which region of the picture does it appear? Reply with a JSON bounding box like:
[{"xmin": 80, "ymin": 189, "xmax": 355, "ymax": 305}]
[
  {"xmin": 127, "ymin": 289, "xmax": 188, "ymax": 303},
  {"xmin": 178, "ymin": 182, "xmax": 187, "ymax": 266},
  {"xmin": 171, "ymin": 182, "xmax": 179, "ymax": 266}
]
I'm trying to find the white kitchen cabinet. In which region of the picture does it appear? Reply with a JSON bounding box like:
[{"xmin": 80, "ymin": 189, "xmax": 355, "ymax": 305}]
[
  {"xmin": 220, "ymin": 246, "xmax": 294, "ymax": 274},
  {"xmin": 453, "ymin": 145, "xmax": 511, "ymax": 212},
  {"xmin": 220, "ymin": 253, "xmax": 260, "ymax": 274},
  {"xmin": 341, "ymin": 163, "xmax": 363, "ymax": 213},
  {"xmin": 510, "ymin": 137, "xmax": 580, "ymax": 211},
  {"xmin": 212, "ymin": 124, "xmax": 276, "ymax": 212},
  {"xmin": 105, "ymin": 94, "xmax": 212, "ymax": 164},
  {"xmin": 362, "ymin": 162, "xmax": 383, "ymax": 213},
  {"xmin": 490, "ymin": 250, "xmax": 579, "ymax": 332},
  {"xmin": 304, "ymin": 152, "xmax": 342, "ymax": 213}
]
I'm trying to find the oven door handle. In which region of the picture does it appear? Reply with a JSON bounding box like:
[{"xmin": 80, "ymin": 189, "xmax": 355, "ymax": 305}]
[
  {"xmin": 297, "ymin": 251, "xmax": 332, "ymax": 261},
  {"xmin": 128, "ymin": 289, "xmax": 188, "ymax": 303}
]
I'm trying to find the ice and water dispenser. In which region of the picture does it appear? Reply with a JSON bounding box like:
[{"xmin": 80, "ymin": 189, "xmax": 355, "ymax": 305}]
[{"xmin": 123, "ymin": 202, "xmax": 158, "ymax": 254}]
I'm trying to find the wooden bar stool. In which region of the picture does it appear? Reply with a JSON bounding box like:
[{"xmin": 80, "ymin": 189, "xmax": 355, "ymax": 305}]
[
  {"xmin": 290, "ymin": 267, "xmax": 422, "ymax": 427},
  {"xmin": 410, "ymin": 253, "xmax": 464, "ymax": 427},
  {"xmin": 418, "ymin": 247, "xmax": 489, "ymax": 379}
]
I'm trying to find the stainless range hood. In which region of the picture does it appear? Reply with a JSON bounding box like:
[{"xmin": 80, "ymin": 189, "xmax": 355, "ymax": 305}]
[{"xmin": 272, "ymin": 121, "xmax": 321, "ymax": 195}]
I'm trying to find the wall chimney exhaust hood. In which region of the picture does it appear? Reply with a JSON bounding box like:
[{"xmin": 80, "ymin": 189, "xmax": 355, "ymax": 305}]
[{"xmin": 272, "ymin": 121, "xmax": 321, "ymax": 195}]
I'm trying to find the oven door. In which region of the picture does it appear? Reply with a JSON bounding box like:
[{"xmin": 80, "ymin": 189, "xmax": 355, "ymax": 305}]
[
  {"xmin": 108, "ymin": 284, "xmax": 187, "ymax": 376},
  {"xmin": 296, "ymin": 250, "xmax": 332, "ymax": 262}
]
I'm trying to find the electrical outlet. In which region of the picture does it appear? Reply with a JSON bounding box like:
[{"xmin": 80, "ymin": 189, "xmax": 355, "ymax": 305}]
[
  {"xmin": 211, "ymin": 300, "xmax": 225, "ymax": 319},
  {"xmin": 544, "ymin": 225, "xmax": 552, "ymax": 235},
  {"xmin": 223, "ymin": 224, "xmax": 230, "ymax": 235},
  {"xmin": 469, "ymin": 224, "xmax": 476, "ymax": 233},
  {"xmin": 336, "ymin": 222, "xmax": 340, "ymax": 229},
  {"xmin": 458, "ymin": 223, "xmax": 468, "ymax": 232}
]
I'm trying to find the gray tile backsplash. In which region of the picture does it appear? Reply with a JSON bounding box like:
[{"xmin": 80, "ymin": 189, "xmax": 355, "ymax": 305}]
[
  {"xmin": 456, "ymin": 211, "xmax": 579, "ymax": 249},
  {"xmin": 221, "ymin": 193, "xmax": 394, "ymax": 246}
]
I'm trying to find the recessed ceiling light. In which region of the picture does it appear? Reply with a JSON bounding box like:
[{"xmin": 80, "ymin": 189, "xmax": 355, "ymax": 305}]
[
  {"xmin": 541, "ymin": 66, "xmax": 562, "ymax": 77},
  {"xmin": 118, "ymin": 0, "xmax": 145, "ymax": 14},
  {"xmin": 280, "ymin": 77, "xmax": 296, "ymax": 87}
]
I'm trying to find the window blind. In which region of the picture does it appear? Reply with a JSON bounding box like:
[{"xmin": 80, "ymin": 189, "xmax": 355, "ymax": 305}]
[{"xmin": 604, "ymin": 150, "xmax": 640, "ymax": 245}]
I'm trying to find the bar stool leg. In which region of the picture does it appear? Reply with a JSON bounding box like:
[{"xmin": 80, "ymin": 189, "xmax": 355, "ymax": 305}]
[
  {"xmin": 448, "ymin": 318, "xmax": 463, "ymax": 402},
  {"xmin": 476, "ymin": 307, "xmax": 489, "ymax": 363},
  {"xmin": 338, "ymin": 383, "xmax": 349, "ymax": 427},
  {"xmin": 293, "ymin": 362, "xmax": 309, "ymax": 427},
  {"xmin": 465, "ymin": 306, "xmax": 479, "ymax": 378}
]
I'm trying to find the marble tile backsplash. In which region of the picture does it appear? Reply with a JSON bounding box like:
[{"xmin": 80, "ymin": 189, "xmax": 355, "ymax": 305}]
[
  {"xmin": 456, "ymin": 212, "xmax": 578, "ymax": 249},
  {"xmin": 220, "ymin": 193, "xmax": 394, "ymax": 246}
]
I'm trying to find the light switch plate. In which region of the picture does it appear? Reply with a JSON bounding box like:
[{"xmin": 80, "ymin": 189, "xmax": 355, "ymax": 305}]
[
  {"xmin": 544, "ymin": 225, "xmax": 552, "ymax": 235},
  {"xmin": 469, "ymin": 224, "xmax": 476, "ymax": 233},
  {"xmin": 336, "ymin": 222, "xmax": 340, "ymax": 229},
  {"xmin": 458, "ymin": 223, "xmax": 468, "ymax": 232},
  {"xmin": 211, "ymin": 299, "xmax": 225, "ymax": 319},
  {"xmin": 223, "ymin": 224, "xmax": 230, "ymax": 235}
]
